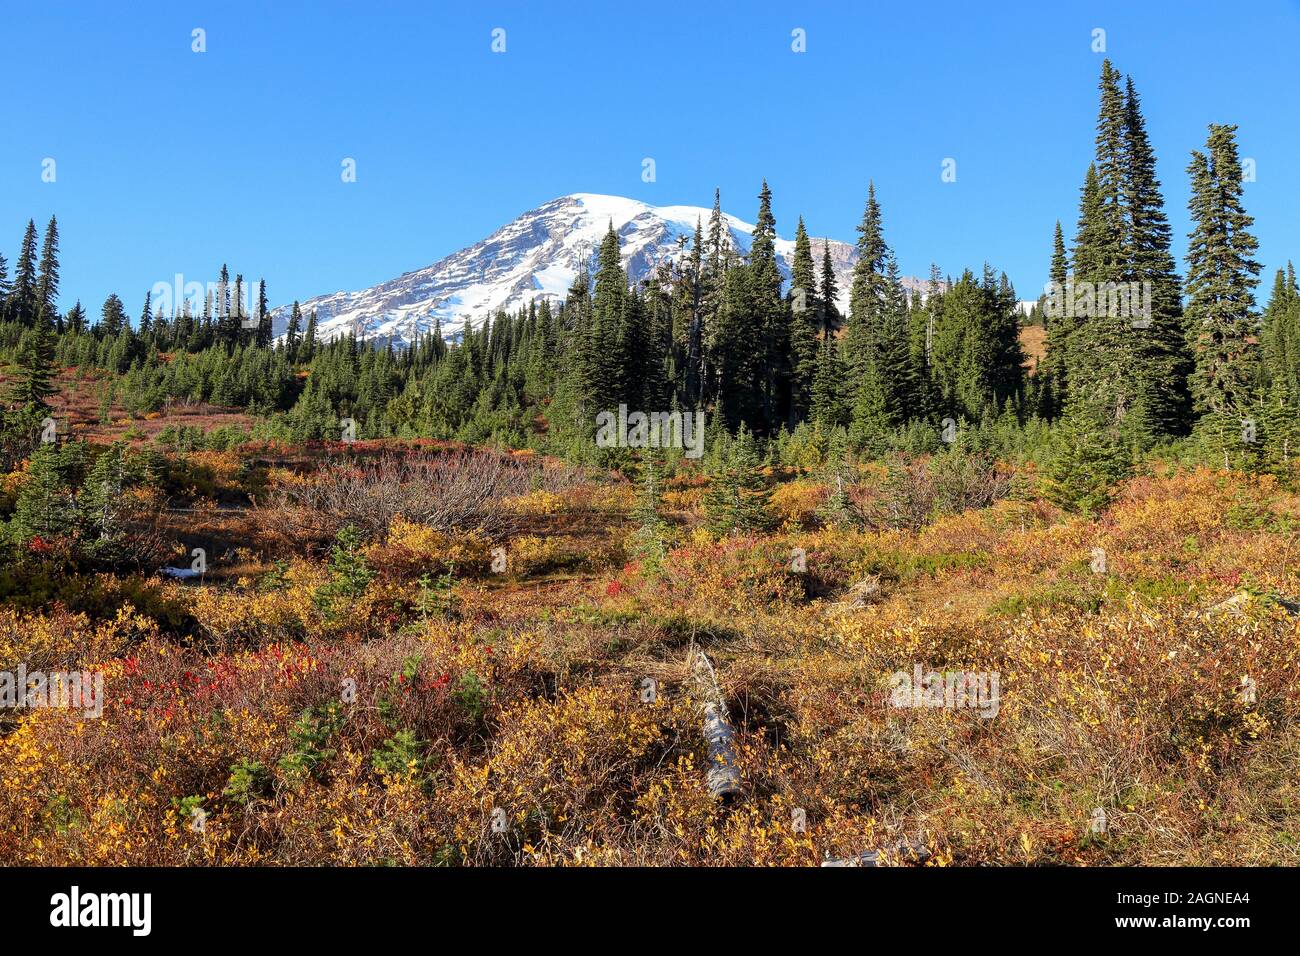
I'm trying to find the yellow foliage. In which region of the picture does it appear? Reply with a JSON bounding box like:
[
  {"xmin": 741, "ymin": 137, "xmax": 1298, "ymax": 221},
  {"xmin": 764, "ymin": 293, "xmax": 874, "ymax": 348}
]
[
  {"xmin": 501, "ymin": 489, "xmax": 565, "ymax": 515},
  {"xmin": 379, "ymin": 517, "xmax": 489, "ymax": 569},
  {"xmin": 769, "ymin": 478, "xmax": 825, "ymax": 524}
]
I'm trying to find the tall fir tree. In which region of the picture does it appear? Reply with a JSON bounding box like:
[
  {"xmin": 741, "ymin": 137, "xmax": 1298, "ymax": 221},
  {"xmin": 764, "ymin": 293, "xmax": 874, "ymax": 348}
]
[
  {"xmin": 285, "ymin": 301, "xmax": 304, "ymax": 360},
  {"xmin": 788, "ymin": 216, "xmax": 820, "ymax": 423},
  {"xmin": 1040, "ymin": 221, "xmax": 1071, "ymax": 416},
  {"xmin": 1185, "ymin": 124, "xmax": 1261, "ymax": 460},
  {"xmin": 587, "ymin": 223, "xmax": 629, "ymax": 419},
  {"xmin": 34, "ymin": 216, "xmax": 60, "ymax": 328},
  {"xmin": 256, "ymin": 279, "xmax": 272, "ymax": 347},
  {"xmin": 138, "ymin": 291, "xmax": 153, "ymax": 337},
  {"xmin": 1260, "ymin": 264, "xmax": 1300, "ymax": 395},
  {"xmin": 749, "ymin": 180, "xmax": 788, "ymax": 432},
  {"xmin": 1121, "ymin": 75, "xmax": 1191, "ymax": 435},
  {"xmin": 12, "ymin": 219, "xmax": 39, "ymax": 326},
  {"xmin": 1066, "ymin": 62, "xmax": 1183, "ymax": 444},
  {"xmin": 844, "ymin": 184, "xmax": 915, "ymax": 444},
  {"xmin": 0, "ymin": 251, "xmax": 9, "ymax": 322},
  {"xmin": 302, "ymin": 309, "xmax": 318, "ymax": 361},
  {"xmin": 818, "ymin": 241, "xmax": 841, "ymax": 339}
]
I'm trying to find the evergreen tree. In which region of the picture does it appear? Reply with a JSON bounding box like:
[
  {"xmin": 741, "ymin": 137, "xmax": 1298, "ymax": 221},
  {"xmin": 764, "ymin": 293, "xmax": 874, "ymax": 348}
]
[
  {"xmin": 285, "ymin": 301, "xmax": 303, "ymax": 360},
  {"xmin": 681, "ymin": 217, "xmax": 706, "ymax": 405},
  {"xmin": 1185, "ymin": 124, "xmax": 1261, "ymax": 459},
  {"xmin": 587, "ymin": 223, "xmax": 629, "ymax": 418},
  {"xmin": 217, "ymin": 264, "xmax": 231, "ymax": 324},
  {"xmin": 698, "ymin": 188, "xmax": 729, "ymax": 403},
  {"xmin": 138, "ymin": 291, "xmax": 153, "ymax": 337},
  {"xmin": 79, "ymin": 441, "xmax": 132, "ymax": 562},
  {"xmin": 1092, "ymin": 60, "xmax": 1128, "ymax": 278},
  {"xmin": 846, "ymin": 184, "xmax": 889, "ymax": 356},
  {"xmin": 810, "ymin": 335, "xmax": 847, "ymax": 429},
  {"xmin": 1121, "ymin": 75, "xmax": 1191, "ymax": 434},
  {"xmin": 34, "ymin": 216, "xmax": 59, "ymax": 327},
  {"xmin": 0, "ymin": 252, "xmax": 9, "ymax": 321},
  {"xmin": 302, "ymin": 309, "xmax": 318, "ymax": 360},
  {"xmin": 750, "ymin": 180, "xmax": 788, "ymax": 431},
  {"xmin": 818, "ymin": 242, "xmax": 841, "ymax": 339},
  {"xmin": 255, "ymin": 279, "xmax": 272, "ymax": 347},
  {"xmin": 711, "ymin": 254, "xmax": 764, "ymax": 429},
  {"xmin": 1260, "ymin": 375, "xmax": 1300, "ymax": 478},
  {"xmin": 222, "ymin": 273, "xmax": 246, "ymax": 346},
  {"xmin": 313, "ymin": 525, "xmax": 375, "ymax": 616},
  {"xmin": 1042, "ymin": 400, "xmax": 1131, "ymax": 516},
  {"xmin": 702, "ymin": 425, "xmax": 773, "ymax": 534},
  {"xmin": 1260, "ymin": 264, "xmax": 1300, "ymax": 394},
  {"xmin": 1066, "ymin": 63, "xmax": 1188, "ymax": 442},
  {"xmin": 65, "ymin": 301, "xmax": 86, "ymax": 335},
  {"xmin": 1071, "ymin": 164, "xmax": 1106, "ymax": 288},
  {"xmin": 100, "ymin": 294, "xmax": 128, "ymax": 336},
  {"xmin": 627, "ymin": 449, "xmax": 669, "ymax": 573},
  {"xmin": 930, "ymin": 269, "xmax": 1022, "ymax": 420},
  {"xmin": 11, "ymin": 219, "xmax": 39, "ymax": 326},
  {"xmin": 845, "ymin": 183, "xmax": 915, "ymax": 443},
  {"xmin": 1068, "ymin": 69, "xmax": 1132, "ymax": 429},
  {"xmin": 10, "ymin": 441, "xmax": 76, "ymax": 544},
  {"xmin": 788, "ymin": 216, "xmax": 820, "ymax": 424},
  {"xmin": 8, "ymin": 320, "xmax": 58, "ymax": 410},
  {"xmin": 1040, "ymin": 221, "xmax": 1071, "ymax": 415}
]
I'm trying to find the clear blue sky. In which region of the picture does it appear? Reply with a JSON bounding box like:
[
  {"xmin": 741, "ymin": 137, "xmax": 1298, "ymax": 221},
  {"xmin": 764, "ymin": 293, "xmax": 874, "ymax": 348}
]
[{"xmin": 2, "ymin": 0, "xmax": 1298, "ymax": 319}]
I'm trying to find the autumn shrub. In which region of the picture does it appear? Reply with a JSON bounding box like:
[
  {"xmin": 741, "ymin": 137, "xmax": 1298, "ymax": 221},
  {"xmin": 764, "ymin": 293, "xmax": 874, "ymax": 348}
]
[
  {"xmin": 769, "ymin": 478, "xmax": 826, "ymax": 527},
  {"xmin": 501, "ymin": 489, "xmax": 566, "ymax": 516},
  {"xmin": 508, "ymin": 535, "xmax": 573, "ymax": 576},
  {"xmin": 188, "ymin": 572, "xmax": 318, "ymax": 651},
  {"xmin": 871, "ymin": 451, "xmax": 1012, "ymax": 530}
]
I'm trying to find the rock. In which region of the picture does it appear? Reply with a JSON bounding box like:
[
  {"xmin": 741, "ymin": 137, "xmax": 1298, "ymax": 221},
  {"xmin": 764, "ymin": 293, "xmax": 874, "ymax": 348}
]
[{"xmin": 159, "ymin": 566, "xmax": 202, "ymax": 580}]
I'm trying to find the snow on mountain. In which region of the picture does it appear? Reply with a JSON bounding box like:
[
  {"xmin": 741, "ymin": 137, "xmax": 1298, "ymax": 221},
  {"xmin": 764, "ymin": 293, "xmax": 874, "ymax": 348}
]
[{"xmin": 272, "ymin": 193, "xmax": 927, "ymax": 347}]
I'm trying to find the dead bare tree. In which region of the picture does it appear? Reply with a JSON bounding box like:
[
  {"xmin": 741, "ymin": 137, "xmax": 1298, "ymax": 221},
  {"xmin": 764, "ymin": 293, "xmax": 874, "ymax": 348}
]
[{"xmin": 260, "ymin": 449, "xmax": 570, "ymax": 542}]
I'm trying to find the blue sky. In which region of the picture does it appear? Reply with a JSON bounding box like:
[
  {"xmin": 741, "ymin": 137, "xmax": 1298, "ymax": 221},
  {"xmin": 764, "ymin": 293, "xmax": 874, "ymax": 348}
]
[{"xmin": 2, "ymin": 0, "xmax": 1298, "ymax": 319}]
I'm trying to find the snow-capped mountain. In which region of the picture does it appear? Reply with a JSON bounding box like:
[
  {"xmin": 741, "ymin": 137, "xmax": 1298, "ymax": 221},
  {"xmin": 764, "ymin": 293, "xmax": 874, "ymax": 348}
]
[{"xmin": 271, "ymin": 193, "xmax": 931, "ymax": 347}]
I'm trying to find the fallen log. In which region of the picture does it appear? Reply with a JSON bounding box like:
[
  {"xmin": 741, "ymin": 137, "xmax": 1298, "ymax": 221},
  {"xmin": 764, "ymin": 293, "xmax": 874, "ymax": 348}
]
[
  {"xmin": 821, "ymin": 838, "xmax": 931, "ymax": 867},
  {"xmin": 1211, "ymin": 589, "xmax": 1300, "ymax": 619},
  {"xmin": 689, "ymin": 648, "xmax": 743, "ymax": 803},
  {"xmin": 841, "ymin": 575, "xmax": 882, "ymax": 609},
  {"xmin": 1271, "ymin": 591, "xmax": 1300, "ymax": 617}
]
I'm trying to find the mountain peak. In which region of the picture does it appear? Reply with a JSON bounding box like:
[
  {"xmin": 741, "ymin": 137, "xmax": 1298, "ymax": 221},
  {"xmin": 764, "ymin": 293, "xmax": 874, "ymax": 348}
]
[{"xmin": 272, "ymin": 193, "xmax": 859, "ymax": 346}]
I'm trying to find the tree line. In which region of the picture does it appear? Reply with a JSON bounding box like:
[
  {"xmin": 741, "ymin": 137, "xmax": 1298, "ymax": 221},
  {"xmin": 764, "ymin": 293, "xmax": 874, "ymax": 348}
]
[{"xmin": 1, "ymin": 59, "xmax": 1297, "ymax": 495}]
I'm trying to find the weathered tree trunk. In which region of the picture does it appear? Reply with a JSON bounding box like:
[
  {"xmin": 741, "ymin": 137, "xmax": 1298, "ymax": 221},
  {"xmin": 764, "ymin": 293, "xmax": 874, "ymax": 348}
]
[
  {"xmin": 821, "ymin": 839, "xmax": 930, "ymax": 867},
  {"xmin": 690, "ymin": 649, "xmax": 742, "ymax": 802}
]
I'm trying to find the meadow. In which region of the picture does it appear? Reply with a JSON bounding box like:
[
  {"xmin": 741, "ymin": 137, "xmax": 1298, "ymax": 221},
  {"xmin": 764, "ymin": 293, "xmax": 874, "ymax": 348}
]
[{"xmin": 2, "ymin": 434, "xmax": 1297, "ymax": 867}]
